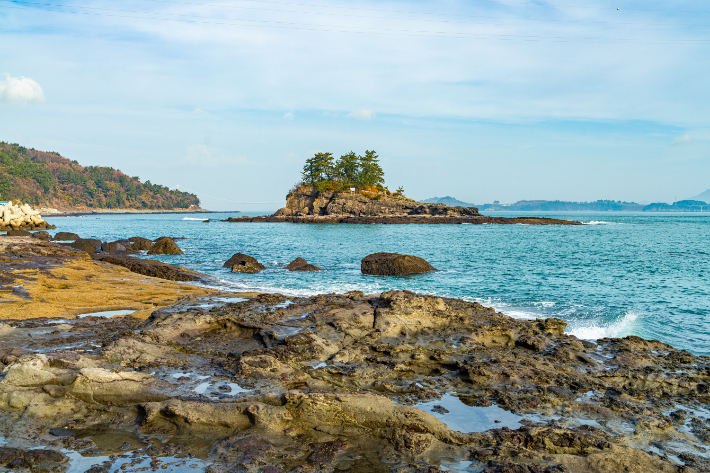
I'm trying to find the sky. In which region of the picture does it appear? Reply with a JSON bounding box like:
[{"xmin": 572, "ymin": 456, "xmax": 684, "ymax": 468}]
[{"xmin": 1, "ymin": 0, "xmax": 709, "ymax": 210}]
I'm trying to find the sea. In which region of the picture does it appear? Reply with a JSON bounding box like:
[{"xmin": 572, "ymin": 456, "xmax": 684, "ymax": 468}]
[{"xmin": 44, "ymin": 211, "xmax": 710, "ymax": 356}]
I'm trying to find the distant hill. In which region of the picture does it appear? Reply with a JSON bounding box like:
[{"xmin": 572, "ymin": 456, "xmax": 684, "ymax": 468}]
[
  {"xmin": 0, "ymin": 141, "xmax": 200, "ymax": 211},
  {"xmin": 422, "ymin": 198, "xmax": 644, "ymax": 211},
  {"xmin": 421, "ymin": 196, "xmax": 476, "ymax": 207},
  {"xmin": 643, "ymin": 200, "xmax": 708, "ymax": 212},
  {"xmin": 689, "ymin": 189, "xmax": 710, "ymax": 202},
  {"xmin": 479, "ymin": 200, "xmax": 644, "ymax": 211}
]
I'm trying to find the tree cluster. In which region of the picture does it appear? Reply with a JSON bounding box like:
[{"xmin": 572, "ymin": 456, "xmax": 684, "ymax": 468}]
[
  {"xmin": 301, "ymin": 150, "xmax": 385, "ymax": 194},
  {"xmin": 0, "ymin": 142, "xmax": 200, "ymax": 209}
]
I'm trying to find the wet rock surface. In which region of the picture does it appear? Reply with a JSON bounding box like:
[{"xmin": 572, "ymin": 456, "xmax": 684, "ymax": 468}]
[
  {"xmin": 362, "ymin": 252, "xmax": 436, "ymax": 276},
  {"xmin": 225, "ymin": 253, "xmax": 266, "ymax": 274},
  {"xmin": 1, "ymin": 284, "xmax": 708, "ymax": 472},
  {"xmin": 91, "ymin": 253, "xmax": 204, "ymax": 282},
  {"xmin": 147, "ymin": 236, "xmax": 184, "ymax": 255},
  {"xmin": 286, "ymin": 258, "xmax": 321, "ymax": 271}
]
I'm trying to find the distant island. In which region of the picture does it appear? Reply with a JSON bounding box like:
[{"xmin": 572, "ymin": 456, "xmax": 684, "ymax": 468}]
[
  {"xmin": 0, "ymin": 141, "xmax": 201, "ymax": 212},
  {"xmin": 222, "ymin": 151, "xmax": 580, "ymax": 225},
  {"xmin": 424, "ymin": 196, "xmax": 709, "ymax": 212}
]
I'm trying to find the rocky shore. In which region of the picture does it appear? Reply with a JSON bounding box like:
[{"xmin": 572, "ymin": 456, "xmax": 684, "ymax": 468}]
[
  {"xmin": 1, "ymin": 239, "xmax": 708, "ymax": 472},
  {"xmin": 221, "ymin": 186, "xmax": 581, "ymax": 225}
]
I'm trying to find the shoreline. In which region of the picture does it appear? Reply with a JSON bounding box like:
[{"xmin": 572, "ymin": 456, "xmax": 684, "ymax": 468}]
[
  {"xmin": 0, "ymin": 238, "xmax": 708, "ymax": 472},
  {"xmin": 221, "ymin": 214, "xmax": 583, "ymax": 225},
  {"xmin": 44, "ymin": 209, "xmax": 233, "ymax": 217}
]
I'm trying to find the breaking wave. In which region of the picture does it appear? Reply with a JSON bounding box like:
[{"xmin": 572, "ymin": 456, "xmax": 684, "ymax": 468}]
[{"xmin": 567, "ymin": 311, "xmax": 638, "ymax": 340}]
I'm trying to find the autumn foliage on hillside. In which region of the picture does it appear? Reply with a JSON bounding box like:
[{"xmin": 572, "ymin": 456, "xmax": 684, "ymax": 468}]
[{"xmin": 0, "ymin": 142, "xmax": 200, "ymax": 210}]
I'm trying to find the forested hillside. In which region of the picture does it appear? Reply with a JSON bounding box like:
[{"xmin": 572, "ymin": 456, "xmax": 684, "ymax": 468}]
[{"xmin": 0, "ymin": 142, "xmax": 200, "ymax": 210}]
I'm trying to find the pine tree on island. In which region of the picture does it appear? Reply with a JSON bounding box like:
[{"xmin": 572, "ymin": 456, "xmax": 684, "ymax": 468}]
[{"xmin": 300, "ymin": 150, "xmax": 390, "ymax": 196}]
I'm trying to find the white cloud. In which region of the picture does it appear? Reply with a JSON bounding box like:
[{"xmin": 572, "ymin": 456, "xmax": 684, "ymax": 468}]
[
  {"xmin": 672, "ymin": 134, "xmax": 692, "ymax": 146},
  {"xmin": 348, "ymin": 109, "xmax": 375, "ymax": 120},
  {"xmin": 0, "ymin": 73, "xmax": 45, "ymax": 104},
  {"xmin": 283, "ymin": 112, "xmax": 294, "ymax": 120}
]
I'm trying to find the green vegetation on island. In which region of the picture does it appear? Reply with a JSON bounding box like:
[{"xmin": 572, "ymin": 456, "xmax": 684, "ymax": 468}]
[
  {"xmin": 0, "ymin": 142, "xmax": 200, "ymax": 210},
  {"xmin": 298, "ymin": 150, "xmax": 403, "ymax": 196}
]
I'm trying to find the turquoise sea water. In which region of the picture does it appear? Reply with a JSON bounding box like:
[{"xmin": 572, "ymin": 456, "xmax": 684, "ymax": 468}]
[{"xmin": 42, "ymin": 212, "xmax": 710, "ymax": 355}]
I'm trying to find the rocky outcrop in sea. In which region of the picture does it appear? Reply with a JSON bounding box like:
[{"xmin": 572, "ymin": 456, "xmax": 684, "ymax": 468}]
[{"xmin": 221, "ymin": 185, "xmax": 581, "ymax": 225}]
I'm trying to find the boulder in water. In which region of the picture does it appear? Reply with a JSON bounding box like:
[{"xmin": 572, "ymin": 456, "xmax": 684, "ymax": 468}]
[
  {"xmin": 53, "ymin": 232, "xmax": 80, "ymax": 241},
  {"xmin": 224, "ymin": 253, "xmax": 265, "ymax": 274},
  {"xmin": 286, "ymin": 257, "xmax": 320, "ymax": 271},
  {"xmin": 361, "ymin": 253, "xmax": 436, "ymax": 276},
  {"xmin": 223, "ymin": 253, "xmax": 265, "ymax": 270},
  {"xmin": 148, "ymin": 237, "xmax": 183, "ymax": 255},
  {"xmin": 286, "ymin": 257, "xmax": 307, "ymax": 270}
]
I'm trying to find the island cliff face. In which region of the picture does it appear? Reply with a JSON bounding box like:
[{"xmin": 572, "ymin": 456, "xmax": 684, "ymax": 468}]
[
  {"xmin": 275, "ymin": 185, "xmax": 480, "ymax": 218},
  {"xmin": 224, "ymin": 185, "xmax": 581, "ymax": 225}
]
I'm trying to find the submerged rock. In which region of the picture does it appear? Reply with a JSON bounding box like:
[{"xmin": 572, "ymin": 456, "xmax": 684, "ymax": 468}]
[
  {"xmin": 290, "ymin": 263, "xmax": 321, "ymax": 271},
  {"xmin": 148, "ymin": 237, "xmax": 183, "ymax": 255},
  {"xmin": 361, "ymin": 252, "xmax": 436, "ymax": 276}
]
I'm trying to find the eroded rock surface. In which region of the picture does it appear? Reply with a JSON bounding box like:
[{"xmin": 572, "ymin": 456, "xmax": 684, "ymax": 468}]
[{"xmin": 1, "ymin": 287, "xmax": 708, "ymax": 472}]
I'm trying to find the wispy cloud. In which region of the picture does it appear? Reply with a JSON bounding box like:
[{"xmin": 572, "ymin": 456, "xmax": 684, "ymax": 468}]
[
  {"xmin": 348, "ymin": 109, "xmax": 375, "ymax": 120},
  {"xmin": 672, "ymin": 134, "xmax": 692, "ymax": 146},
  {"xmin": 283, "ymin": 112, "xmax": 294, "ymax": 120},
  {"xmin": 0, "ymin": 74, "xmax": 45, "ymax": 104}
]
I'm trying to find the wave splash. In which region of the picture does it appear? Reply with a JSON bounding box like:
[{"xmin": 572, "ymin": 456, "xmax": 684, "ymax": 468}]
[
  {"xmin": 182, "ymin": 217, "xmax": 206, "ymax": 221},
  {"xmin": 567, "ymin": 311, "xmax": 638, "ymax": 340}
]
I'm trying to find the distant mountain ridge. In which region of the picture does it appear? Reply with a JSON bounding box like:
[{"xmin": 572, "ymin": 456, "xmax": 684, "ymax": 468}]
[
  {"xmin": 690, "ymin": 189, "xmax": 710, "ymax": 202},
  {"xmin": 0, "ymin": 141, "xmax": 200, "ymax": 211},
  {"xmin": 421, "ymin": 197, "xmax": 644, "ymax": 211},
  {"xmin": 421, "ymin": 196, "xmax": 476, "ymax": 207}
]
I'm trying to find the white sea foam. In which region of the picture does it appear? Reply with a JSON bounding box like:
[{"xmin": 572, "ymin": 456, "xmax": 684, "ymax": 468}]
[
  {"xmin": 567, "ymin": 311, "xmax": 638, "ymax": 340},
  {"xmin": 182, "ymin": 217, "xmax": 205, "ymax": 221},
  {"xmin": 584, "ymin": 221, "xmax": 619, "ymax": 225}
]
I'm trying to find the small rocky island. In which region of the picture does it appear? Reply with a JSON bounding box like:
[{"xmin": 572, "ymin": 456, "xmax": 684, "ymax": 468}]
[{"xmin": 223, "ymin": 149, "xmax": 580, "ymax": 225}]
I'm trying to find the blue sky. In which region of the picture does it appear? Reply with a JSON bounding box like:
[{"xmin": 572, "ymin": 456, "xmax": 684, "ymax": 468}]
[{"xmin": 1, "ymin": 0, "xmax": 709, "ymax": 210}]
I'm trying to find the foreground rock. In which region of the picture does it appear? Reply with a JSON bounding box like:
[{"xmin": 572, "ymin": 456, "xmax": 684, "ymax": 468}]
[
  {"xmin": 224, "ymin": 253, "xmax": 266, "ymax": 274},
  {"xmin": 1, "ymin": 287, "xmax": 708, "ymax": 472},
  {"xmin": 147, "ymin": 236, "xmax": 183, "ymax": 255},
  {"xmin": 362, "ymin": 252, "xmax": 436, "ymax": 276}
]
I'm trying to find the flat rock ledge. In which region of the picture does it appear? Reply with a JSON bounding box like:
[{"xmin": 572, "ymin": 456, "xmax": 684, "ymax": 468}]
[{"xmin": 221, "ymin": 215, "xmax": 582, "ymax": 225}]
